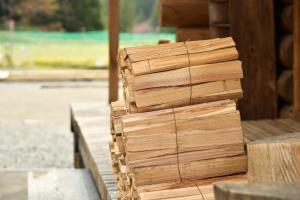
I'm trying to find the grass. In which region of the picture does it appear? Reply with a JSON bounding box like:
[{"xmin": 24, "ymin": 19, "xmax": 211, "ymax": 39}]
[{"xmin": 0, "ymin": 31, "xmax": 175, "ymax": 69}]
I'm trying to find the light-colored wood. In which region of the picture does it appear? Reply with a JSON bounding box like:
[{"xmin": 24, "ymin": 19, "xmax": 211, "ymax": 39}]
[
  {"xmin": 176, "ymin": 27, "xmax": 210, "ymax": 42},
  {"xmin": 0, "ymin": 171, "xmax": 27, "ymax": 200},
  {"xmin": 214, "ymin": 182, "xmax": 300, "ymax": 200},
  {"xmin": 160, "ymin": 0, "xmax": 209, "ymax": 27},
  {"xmin": 120, "ymin": 37, "xmax": 243, "ymax": 113},
  {"xmin": 138, "ymin": 175, "xmax": 246, "ymax": 200},
  {"xmin": 247, "ymin": 132, "xmax": 300, "ymax": 184},
  {"xmin": 0, "ymin": 170, "xmax": 100, "ymax": 200},
  {"xmin": 109, "ymin": 0, "xmax": 119, "ymax": 103}
]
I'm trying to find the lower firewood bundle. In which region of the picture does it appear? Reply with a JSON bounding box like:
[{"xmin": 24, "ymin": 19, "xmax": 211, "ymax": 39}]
[{"xmin": 109, "ymin": 100, "xmax": 247, "ymax": 199}]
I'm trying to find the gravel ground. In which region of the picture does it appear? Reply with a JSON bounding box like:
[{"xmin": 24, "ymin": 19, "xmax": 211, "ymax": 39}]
[
  {"xmin": 0, "ymin": 81, "xmax": 108, "ymax": 169},
  {"xmin": 0, "ymin": 121, "xmax": 73, "ymax": 169}
]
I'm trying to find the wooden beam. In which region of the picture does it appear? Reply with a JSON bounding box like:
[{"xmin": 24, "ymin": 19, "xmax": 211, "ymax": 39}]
[
  {"xmin": 294, "ymin": 0, "xmax": 300, "ymax": 119},
  {"xmin": 247, "ymin": 132, "xmax": 300, "ymax": 184},
  {"xmin": 214, "ymin": 182, "xmax": 300, "ymax": 200},
  {"xmin": 229, "ymin": 0, "xmax": 277, "ymax": 120},
  {"xmin": 160, "ymin": 0, "xmax": 209, "ymax": 27},
  {"xmin": 109, "ymin": 0, "xmax": 119, "ymax": 103}
]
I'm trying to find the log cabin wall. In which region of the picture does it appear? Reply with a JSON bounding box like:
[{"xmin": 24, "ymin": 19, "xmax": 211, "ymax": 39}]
[
  {"xmin": 159, "ymin": 0, "xmax": 298, "ymax": 120},
  {"xmin": 159, "ymin": 0, "xmax": 210, "ymax": 42}
]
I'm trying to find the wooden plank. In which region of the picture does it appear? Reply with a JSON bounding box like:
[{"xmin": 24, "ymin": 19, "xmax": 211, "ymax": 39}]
[
  {"xmin": 0, "ymin": 171, "xmax": 27, "ymax": 200},
  {"xmin": 71, "ymin": 103, "xmax": 118, "ymax": 200},
  {"xmin": 242, "ymin": 119, "xmax": 300, "ymax": 142},
  {"xmin": 214, "ymin": 182, "xmax": 300, "ymax": 200},
  {"xmin": 294, "ymin": 0, "xmax": 300, "ymax": 119},
  {"xmin": 176, "ymin": 27, "xmax": 210, "ymax": 42},
  {"xmin": 229, "ymin": 0, "xmax": 277, "ymax": 120},
  {"xmin": 28, "ymin": 170, "xmax": 100, "ymax": 200},
  {"xmin": 109, "ymin": 0, "xmax": 119, "ymax": 103},
  {"xmin": 0, "ymin": 170, "xmax": 100, "ymax": 200},
  {"xmin": 160, "ymin": 0, "xmax": 209, "ymax": 27},
  {"xmin": 247, "ymin": 132, "xmax": 300, "ymax": 184}
]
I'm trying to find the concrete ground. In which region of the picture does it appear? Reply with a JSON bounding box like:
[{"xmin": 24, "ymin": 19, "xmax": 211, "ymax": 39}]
[{"xmin": 0, "ymin": 81, "xmax": 107, "ymax": 169}]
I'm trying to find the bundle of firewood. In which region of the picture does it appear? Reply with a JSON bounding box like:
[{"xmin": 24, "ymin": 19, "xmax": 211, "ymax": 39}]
[
  {"xmin": 110, "ymin": 38, "xmax": 247, "ymax": 200},
  {"xmin": 118, "ymin": 37, "xmax": 243, "ymax": 113}
]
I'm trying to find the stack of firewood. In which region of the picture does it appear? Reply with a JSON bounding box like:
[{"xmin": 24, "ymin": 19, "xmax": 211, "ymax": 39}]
[{"xmin": 110, "ymin": 37, "xmax": 247, "ymax": 200}]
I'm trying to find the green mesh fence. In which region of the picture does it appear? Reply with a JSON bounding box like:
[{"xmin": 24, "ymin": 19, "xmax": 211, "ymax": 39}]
[{"xmin": 0, "ymin": 31, "xmax": 175, "ymax": 69}]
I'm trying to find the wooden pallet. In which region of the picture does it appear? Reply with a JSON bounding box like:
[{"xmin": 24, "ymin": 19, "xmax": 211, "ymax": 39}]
[
  {"xmin": 71, "ymin": 103, "xmax": 300, "ymax": 200},
  {"xmin": 0, "ymin": 169, "xmax": 100, "ymax": 200}
]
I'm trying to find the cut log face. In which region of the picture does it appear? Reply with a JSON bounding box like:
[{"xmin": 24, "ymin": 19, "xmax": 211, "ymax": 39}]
[
  {"xmin": 277, "ymin": 70, "xmax": 293, "ymax": 103},
  {"xmin": 247, "ymin": 132, "xmax": 300, "ymax": 184},
  {"xmin": 279, "ymin": 35, "xmax": 294, "ymax": 69},
  {"xmin": 214, "ymin": 182, "xmax": 300, "ymax": 200}
]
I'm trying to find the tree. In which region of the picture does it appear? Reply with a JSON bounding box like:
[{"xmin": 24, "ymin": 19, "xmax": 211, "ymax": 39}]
[{"xmin": 57, "ymin": 0, "xmax": 104, "ymax": 32}]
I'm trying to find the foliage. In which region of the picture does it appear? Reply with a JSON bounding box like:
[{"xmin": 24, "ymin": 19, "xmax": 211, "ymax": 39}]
[{"xmin": 57, "ymin": 0, "xmax": 103, "ymax": 32}]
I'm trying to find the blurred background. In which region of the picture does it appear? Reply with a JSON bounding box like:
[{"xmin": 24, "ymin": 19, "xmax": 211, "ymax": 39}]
[{"xmin": 0, "ymin": 0, "xmax": 174, "ymax": 70}]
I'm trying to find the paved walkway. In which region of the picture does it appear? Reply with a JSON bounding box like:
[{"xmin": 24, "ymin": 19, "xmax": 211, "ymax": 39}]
[{"xmin": 0, "ymin": 81, "xmax": 107, "ymax": 169}]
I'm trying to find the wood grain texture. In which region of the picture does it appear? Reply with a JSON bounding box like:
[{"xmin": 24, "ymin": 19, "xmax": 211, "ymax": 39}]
[
  {"xmin": 0, "ymin": 170, "xmax": 100, "ymax": 200},
  {"xmin": 0, "ymin": 171, "xmax": 27, "ymax": 200},
  {"xmin": 109, "ymin": 0, "xmax": 119, "ymax": 103},
  {"xmin": 230, "ymin": 0, "xmax": 277, "ymax": 120},
  {"xmin": 176, "ymin": 27, "xmax": 210, "ymax": 42},
  {"xmin": 214, "ymin": 182, "xmax": 300, "ymax": 200},
  {"xmin": 247, "ymin": 132, "xmax": 300, "ymax": 184},
  {"xmin": 160, "ymin": 0, "xmax": 209, "ymax": 27},
  {"xmin": 71, "ymin": 103, "xmax": 118, "ymax": 200}
]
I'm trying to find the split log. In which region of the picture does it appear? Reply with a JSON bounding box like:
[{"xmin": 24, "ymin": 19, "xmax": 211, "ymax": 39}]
[
  {"xmin": 281, "ymin": 5, "xmax": 293, "ymax": 33},
  {"xmin": 138, "ymin": 175, "xmax": 246, "ymax": 200},
  {"xmin": 214, "ymin": 182, "xmax": 300, "ymax": 200},
  {"xmin": 277, "ymin": 70, "xmax": 293, "ymax": 103},
  {"xmin": 279, "ymin": 35, "xmax": 294, "ymax": 69},
  {"xmin": 176, "ymin": 27, "xmax": 210, "ymax": 42},
  {"xmin": 247, "ymin": 132, "xmax": 300, "ymax": 183},
  {"xmin": 160, "ymin": 0, "xmax": 209, "ymax": 27},
  {"xmin": 119, "ymin": 37, "xmax": 243, "ymax": 113}
]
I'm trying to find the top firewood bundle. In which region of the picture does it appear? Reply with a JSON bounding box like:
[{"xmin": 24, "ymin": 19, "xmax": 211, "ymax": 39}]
[{"xmin": 118, "ymin": 37, "xmax": 243, "ymax": 113}]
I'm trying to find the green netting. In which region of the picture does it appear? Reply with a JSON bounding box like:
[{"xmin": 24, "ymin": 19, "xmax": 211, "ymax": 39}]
[
  {"xmin": 0, "ymin": 31, "xmax": 175, "ymax": 69},
  {"xmin": 0, "ymin": 31, "xmax": 175, "ymax": 45}
]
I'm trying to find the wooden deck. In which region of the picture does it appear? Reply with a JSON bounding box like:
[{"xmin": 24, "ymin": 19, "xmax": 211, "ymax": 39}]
[
  {"xmin": 70, "ymin": 103, "xmax": 300, "ymax": 200},
  {"xmin": 0, "ymin": 169, "xmax": 100, "ymax": 200}
]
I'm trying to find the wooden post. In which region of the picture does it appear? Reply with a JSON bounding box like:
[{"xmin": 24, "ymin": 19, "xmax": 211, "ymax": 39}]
[
  {"xmin": 229, "ymin": 0, "xmax": 277, "ymax": 120},
  {"xmin": 294, "ymin": 0, "xmax": 300, "ymax": 119},
  {"xmin": 109, "ymin": 0, "xmax": 119, "ymax": 103}
]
